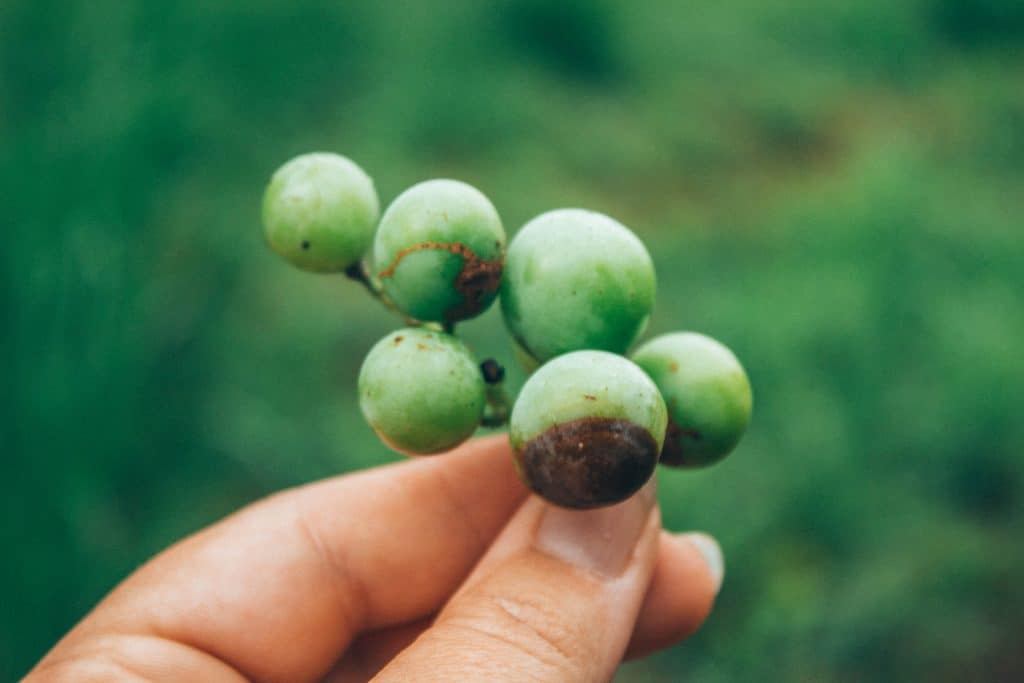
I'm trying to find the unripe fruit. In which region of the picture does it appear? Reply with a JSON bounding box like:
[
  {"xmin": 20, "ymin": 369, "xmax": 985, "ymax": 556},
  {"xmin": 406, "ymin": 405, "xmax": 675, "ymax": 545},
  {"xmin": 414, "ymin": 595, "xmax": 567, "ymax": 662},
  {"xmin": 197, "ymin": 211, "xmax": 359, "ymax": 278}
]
[
  {"xmin": 511, "ymin": 339, "xmax": 540, "ymax": 375},
  {"xmin": 262, "ymin": 153, "xmax": 380, "ymax": 272},
  {"xmin": 359, "ymin": 327, "xmax": 485, "ymax": 454},
  {"xmin": 501, "ymin": 209, "xmax": 656, "ymax": 363},
  {"xmin": 373, "ymin": 179, "xmax": 505, "ymax": 323},
  {"xmin": 509, "ymin": 350, "xmax": 667, "ymax": 509},
  {"xmin": 632, "ymin": 332, "xmax": 752, "ymax": 468}
]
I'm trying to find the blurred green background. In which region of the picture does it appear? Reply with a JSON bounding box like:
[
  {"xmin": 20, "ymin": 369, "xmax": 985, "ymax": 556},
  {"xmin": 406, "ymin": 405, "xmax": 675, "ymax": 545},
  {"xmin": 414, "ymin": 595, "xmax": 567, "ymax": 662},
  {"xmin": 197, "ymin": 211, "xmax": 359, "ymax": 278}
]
[{"xmin": 3, "ymin": 0, "xmax": 1024, "ymax": 680}]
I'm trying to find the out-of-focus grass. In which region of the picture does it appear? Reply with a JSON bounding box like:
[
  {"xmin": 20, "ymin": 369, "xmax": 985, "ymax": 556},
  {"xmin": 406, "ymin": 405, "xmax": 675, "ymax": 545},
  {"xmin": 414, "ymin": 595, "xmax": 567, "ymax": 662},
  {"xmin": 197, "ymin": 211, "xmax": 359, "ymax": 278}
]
[{"xmin": 2, "ymin": 1, "xmax": 1023, "ymax": 679}]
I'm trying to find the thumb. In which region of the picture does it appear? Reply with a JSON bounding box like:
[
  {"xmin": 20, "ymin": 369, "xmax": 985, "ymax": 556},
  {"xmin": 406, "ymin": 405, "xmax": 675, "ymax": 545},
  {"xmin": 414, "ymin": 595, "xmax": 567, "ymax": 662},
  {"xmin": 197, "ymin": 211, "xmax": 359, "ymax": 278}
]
[{"xmin": 374, "ymin": 479, "xmax": 661, "ymax": 683}]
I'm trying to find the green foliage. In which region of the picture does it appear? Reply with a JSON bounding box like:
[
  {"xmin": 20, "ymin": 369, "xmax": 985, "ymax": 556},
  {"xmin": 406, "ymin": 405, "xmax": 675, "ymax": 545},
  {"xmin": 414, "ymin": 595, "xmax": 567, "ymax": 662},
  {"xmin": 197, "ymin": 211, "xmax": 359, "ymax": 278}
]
[
  {"xmin": 929, "ymin": 0, "xmax": 1024, "ymax": 46},
  {"xmin": 2, "ymin": 0, "xmax": 1023, "ymax": 679},
  {"xmin": 493, "ymin": 0, "xmax": 623, "ymax": 83}
]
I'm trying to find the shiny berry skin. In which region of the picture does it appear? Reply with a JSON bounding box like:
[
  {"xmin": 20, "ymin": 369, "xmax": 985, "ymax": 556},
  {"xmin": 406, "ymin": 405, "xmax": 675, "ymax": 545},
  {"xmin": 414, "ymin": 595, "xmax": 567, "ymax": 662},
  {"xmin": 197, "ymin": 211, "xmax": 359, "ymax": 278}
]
[
  {"xmin": 373, "ymin": 179, "xmax": 505, "ymax": 323},
  {"xmin": 509, "ymin": 350, "xmax": 667, "ymax": 509},
  {"xmin": 358, "ymin": 327, "xmax": 485, "ymax": 455},
  {"xmin": 500, "ymin": 209, "xmax": 655, "ymax": 363},
  {"xmin": 262, "ymin": 152, "xmax": 380, "ymax": 272},
  {"xmin": 632, "ymin": 332, "xmax": 752, "ymax": 468},
  {"xmin": 511, "ymin": 339, "xmax": 540, "ymax": 375}
]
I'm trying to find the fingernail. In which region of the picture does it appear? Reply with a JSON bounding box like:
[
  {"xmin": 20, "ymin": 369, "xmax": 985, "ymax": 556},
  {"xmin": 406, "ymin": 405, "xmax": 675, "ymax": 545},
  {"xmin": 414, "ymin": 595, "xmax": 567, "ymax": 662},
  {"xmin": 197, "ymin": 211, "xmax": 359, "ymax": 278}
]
[
  {"xmin": 682, "ymin": 532, "xmax": 724, "ymax": 593},
  {"xmin": 534, "ymin": 476, "xmax": 658, "ymax": 577}
]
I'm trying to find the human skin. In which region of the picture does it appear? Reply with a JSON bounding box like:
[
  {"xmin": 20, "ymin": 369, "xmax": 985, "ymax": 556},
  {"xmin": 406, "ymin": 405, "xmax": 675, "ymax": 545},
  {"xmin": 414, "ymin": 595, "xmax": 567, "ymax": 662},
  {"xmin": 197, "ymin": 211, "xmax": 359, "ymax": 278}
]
[{"xmin": 26, "ymin": 435, "xmax": 723, "ymax": 683}]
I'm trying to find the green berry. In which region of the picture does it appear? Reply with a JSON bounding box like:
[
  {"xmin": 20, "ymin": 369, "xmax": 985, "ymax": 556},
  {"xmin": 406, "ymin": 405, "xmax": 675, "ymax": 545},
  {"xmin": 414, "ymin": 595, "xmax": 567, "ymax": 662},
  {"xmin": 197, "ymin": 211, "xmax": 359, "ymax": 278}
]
[
  {"xmin": 501, "ymin": 209, "xmax": 656, "ymax": 363},
  {"xmin": 359, "ymin": 327, "xmax": 485, "ymax": 454},
  {"xmin": 509, "ymin": 350, "xmax": 667, "ymax": 509},
  {"xmin": 632, "ymin": 332, "xmax": 752, "ymax": 468},
  {"xmin": 511, "ymin": 339, "xmax": 540, "ymax": 375},
  {"xmin": 262, "ymin": 152, "xmax": 380, "ymax": 272},
  {"xmin": 373, "ymin": 179, "xmax": 505, "ymax": 323}
]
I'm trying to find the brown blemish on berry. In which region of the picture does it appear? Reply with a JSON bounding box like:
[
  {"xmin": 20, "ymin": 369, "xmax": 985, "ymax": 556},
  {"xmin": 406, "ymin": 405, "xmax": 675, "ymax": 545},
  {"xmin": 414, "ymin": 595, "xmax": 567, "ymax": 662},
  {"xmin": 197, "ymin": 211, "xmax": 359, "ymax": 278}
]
[
  {"xmin": 416, "ymin": 343, "xmax": 428, "ymax": 350},
  {"xmin": 661, "ymin": 417, "xmax": 703, "ymax": 467},
  {"xmin": 583, "ymin": 394, "xmax": 597, "ymax": 401},
  {"xmin": 378, "ymin": 241, "xmax": 503, "ymax": 321},
  {"xmin": 393, "ymin": 336, "xmax": 404, "ymax": 345},
  {"xmin": 669, "ymin": 361, "xmax": 679, "ymax": 372},
  {"xmin": 517, "ymin": 417, "xmax": 658, "ymax": 509}
]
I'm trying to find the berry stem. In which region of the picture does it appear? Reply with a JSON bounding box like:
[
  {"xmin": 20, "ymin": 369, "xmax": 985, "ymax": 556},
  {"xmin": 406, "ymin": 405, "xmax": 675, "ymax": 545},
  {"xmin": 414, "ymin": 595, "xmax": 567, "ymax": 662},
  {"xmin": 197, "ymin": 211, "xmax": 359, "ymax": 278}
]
[
  {"xmin": 480, "ymin": 359, "xmax": 512, "ymax": 428},
  {"xmin": 345, "ymin": 259, "xmax": 421, "ymax": 327},
  {"xmin": 481, "ymin": 385, "xmax": 511, "ymax": 427}
]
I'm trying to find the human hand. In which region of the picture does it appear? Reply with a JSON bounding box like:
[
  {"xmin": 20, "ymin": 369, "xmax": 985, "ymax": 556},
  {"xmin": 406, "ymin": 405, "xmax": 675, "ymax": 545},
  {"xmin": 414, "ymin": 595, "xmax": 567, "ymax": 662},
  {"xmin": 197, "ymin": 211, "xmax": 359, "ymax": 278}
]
[{"xmin": 28, "ymin": 435, "xmax": 723, "ymax": 682}]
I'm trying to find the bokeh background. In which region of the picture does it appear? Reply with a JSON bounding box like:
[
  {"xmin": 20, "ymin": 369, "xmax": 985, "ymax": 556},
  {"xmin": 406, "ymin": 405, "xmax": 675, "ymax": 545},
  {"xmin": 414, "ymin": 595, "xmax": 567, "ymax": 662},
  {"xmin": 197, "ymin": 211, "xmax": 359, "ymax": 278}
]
[{"xmin": 3, "ymin": 1, "xmax": 1024, "ymax": 680}]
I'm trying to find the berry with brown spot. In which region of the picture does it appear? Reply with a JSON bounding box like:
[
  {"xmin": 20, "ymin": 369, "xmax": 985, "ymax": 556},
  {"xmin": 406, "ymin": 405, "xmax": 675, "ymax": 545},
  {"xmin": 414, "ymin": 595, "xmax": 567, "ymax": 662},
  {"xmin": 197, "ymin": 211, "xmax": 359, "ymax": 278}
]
[
  {"xmin": 373, "ymin": 179, "xmax": 505, "ymax": 323},
  {"xmin": 509, "ymin": 350, "xmax": 667, "ymax": 509},
  {"xmin": 632, "ymin": 332, "xmax": 752, "ymax": 468}
]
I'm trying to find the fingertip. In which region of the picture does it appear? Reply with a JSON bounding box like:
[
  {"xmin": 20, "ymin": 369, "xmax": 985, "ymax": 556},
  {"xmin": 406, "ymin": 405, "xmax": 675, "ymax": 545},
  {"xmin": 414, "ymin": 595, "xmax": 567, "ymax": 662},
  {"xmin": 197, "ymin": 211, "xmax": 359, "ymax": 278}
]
[
  {"xmin": 680, "ymin": 532, "xmax": 724, "ymax": 594},
  {"xmin": 626, "ymin": 530, "xmax": 723, "ymax": 659},
  {"xmin": 376, "ymin": 486, "xmax": 664, "ymax": 681}
]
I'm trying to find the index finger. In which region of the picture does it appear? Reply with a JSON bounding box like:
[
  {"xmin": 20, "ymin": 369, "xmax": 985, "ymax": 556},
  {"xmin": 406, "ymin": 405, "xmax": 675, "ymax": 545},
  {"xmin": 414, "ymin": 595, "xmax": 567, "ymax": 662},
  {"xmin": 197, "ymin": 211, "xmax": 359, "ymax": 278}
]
[{"xmin": 34, "ymin": 435, "xmax": 527, "ymax": 683}]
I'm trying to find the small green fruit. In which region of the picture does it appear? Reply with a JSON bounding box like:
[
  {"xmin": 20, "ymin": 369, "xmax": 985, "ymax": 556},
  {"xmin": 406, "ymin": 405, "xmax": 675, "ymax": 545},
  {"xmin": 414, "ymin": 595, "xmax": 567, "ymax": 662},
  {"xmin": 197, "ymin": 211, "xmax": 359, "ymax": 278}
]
[
  {"xmin": 511, "ymin": 339, "xmax": 540, "ymax": 375},
  {"xmin": 632, "ymin": 332, "xmax": 752, "ymax": 468},
  {"xmin": 509, "ymin": 350, "xmax": 667, "ymax": 509},
  {"xmin": 373, "ymin": 179, "xmax": 505, "ymax": 323},
  {"xmin": 359, "ymin": 327, "xmax": 485, "ymax": 454},
  {"xmin": 262, "ymin": 152, "xmax": 380, "ymax": 272},
  {"xmin": 501, "ymin": 209, "xmax": 656, "ymax": 363}
]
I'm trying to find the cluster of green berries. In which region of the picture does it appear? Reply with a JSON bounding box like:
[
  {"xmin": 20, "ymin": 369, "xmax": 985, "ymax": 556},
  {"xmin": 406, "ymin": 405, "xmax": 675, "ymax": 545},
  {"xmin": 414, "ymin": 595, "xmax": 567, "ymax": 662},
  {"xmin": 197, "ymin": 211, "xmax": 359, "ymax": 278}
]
[{"xmin": 263, "ymin": 152, "xmax": 753, "ymax": 509}]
